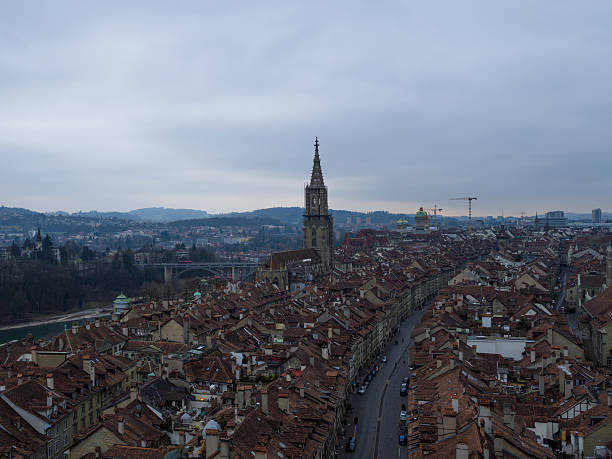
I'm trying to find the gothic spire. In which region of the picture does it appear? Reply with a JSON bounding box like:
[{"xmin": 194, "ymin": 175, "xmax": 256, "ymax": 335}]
[{"xmin": 310, "ymin": 137, "xmax": 325, "ymax": 187}]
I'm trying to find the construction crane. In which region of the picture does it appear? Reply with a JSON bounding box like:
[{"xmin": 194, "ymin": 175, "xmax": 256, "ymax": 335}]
[
  {"xmin": 426, "ymin": 205, "xmax": 443, "ymax": 230},
  {"xmin": 450, "ymin": 197, "xmax": 478, "ymax": 234}
]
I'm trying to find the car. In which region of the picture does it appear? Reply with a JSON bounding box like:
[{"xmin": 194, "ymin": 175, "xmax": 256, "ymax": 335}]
[
  {"xmin": 366, "ymin": 374, "xmax": 373, "ymax": 383},
  {"xmin": 400, "ymin": 411, "xmax": 407, "ymax": 421},
  {"xmin": 382, "ymin": 356, "xmax": 387, "ymax": 363},
  {"xmin": 346, "ymin": 437, "xmax": 356, "ymax": 452},
  {"xmin": 399, "ymin": 434, "xmax": 407, "ymax": 446},
  {"xmin": 403, "ymin": 376, "xmax": 410, "ymax": 384},
  {"xmin": 400, "ymin": 386, "xmax": 407, "ymax": 396},
  {"xmin": 358, "ymin": 385, "xmax": 367, "ymax": 395}
]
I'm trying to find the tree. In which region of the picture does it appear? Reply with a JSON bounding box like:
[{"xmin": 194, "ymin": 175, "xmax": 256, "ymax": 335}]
[
  {"xmin": 10, "ymin": 241, "xmax": 20, "ymax": 257},
  {"xmin": 41, "ymin": 235, "xmax": 54, "ymax": 262}
]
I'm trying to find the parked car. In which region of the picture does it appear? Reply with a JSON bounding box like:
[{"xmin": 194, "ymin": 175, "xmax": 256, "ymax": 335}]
[
  {"xmin": 382, "ymin": 356, "xmax": 387, "ymax": 363},
  {"xmin": 400, "ymin": 411, "xmax": 407, "ymax": 421},
  {"xmin": 399, "ymin": 434, "xmax": 407, "ymax": 446},
  {"xmin": 346, "ymin": 437, "xmax": 356, "ymax": 452},
  {"xmin": 358, "ymin": 385, "xmax": 367, "ymax": 395},
  {"xmin": 403, "ymin": 376, "xmax": 410, "ymax": 384},
  {"xmin": 400, "ymin": 385, "xmax": 407, "ymax": 396}
]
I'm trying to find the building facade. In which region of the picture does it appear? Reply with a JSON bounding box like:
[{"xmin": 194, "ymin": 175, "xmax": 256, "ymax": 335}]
[{"xmin": 413, "ymin": 207, "xmax": 430, "ymax": 233}]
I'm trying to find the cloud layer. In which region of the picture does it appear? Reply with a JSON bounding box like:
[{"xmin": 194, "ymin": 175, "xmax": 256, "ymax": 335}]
[{"xmin": 1, "ymin": 1, "xmax": 611, "ymax": 216}]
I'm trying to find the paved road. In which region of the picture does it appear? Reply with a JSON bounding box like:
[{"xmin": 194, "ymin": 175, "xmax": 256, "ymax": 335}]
[
  {"xmin": 554, "ymin": 266, "xmax": 581, "ymax": 337},
  {"xmin": 553, "ymin": 266, "xmax": 568, "ymax": 311},
  {"xmin": 339, "ymin": 308, "xmax": 425, "ymax": 459}
]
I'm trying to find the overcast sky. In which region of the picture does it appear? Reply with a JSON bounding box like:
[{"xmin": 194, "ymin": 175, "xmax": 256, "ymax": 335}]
[{"xmin": 1, "ymin": 2, "xmax": 611, "ymax": 216}]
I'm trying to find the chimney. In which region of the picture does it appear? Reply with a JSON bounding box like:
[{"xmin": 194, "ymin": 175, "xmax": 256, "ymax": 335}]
[
  {"xmin": 31, "ymin": 346, "xmax": 38, "ymax": 365},
  {"xmin": 95, "ymin": 317, "xmax": 100, "ymax": 328},
  {"xmin": 563, "ymin": 347, "xmax": 568, "ymax": 357},
  {"xmin": 72, "ymin": 323, "xmax": 78, "ymax": 335},
  {"xmin": 183, "ymin": 314, "xmax": 190, "ymax": 345},
  {"xmin": 503, "ymin": 403, "xmax": 515, "ymax": 430},
  {"xmin": 83, "ymin": 354, "xmax": 95, "ymax": 387},
  {"xmin": 277, "ymin": 393, "xmax": 289, "ymax": 414},
  {"xmin": 118, "ymin": 416, "xmax": 125, "ymax": 435},
  {"xmin": 47, "ymin": 391, "xmax": 53, "ymax": 408},
  {"xmin": 237, "ymin": 386, "xmax": 245, "ymax": 408},
  {"xmin": 46, "ymin": 373, "xmax": 54, "ymax": 390},
  {"xmin": 261, "ymin": 388, "xmax": 269, "ymax": 415},
  {"xmin": 130, "ymin": 382, "xmax": 138, "ymax": 402},
  {"xmin": 205, "ymin": 429, "xmax": 219, "ymax": 457},
  {"xmin": 437, "ymin": 358, "xmax": 442, "ymax": 368},
  {"xmin": 309, "ymin": 356, "xmax": 315, "ymax": 367},
  {"xmin": 322, "ymin": 346, "xmax": 329, "ymax": 360},
  {"xmin": 245, "ymin": 385, "xmax": 252, "ymax": 407},
  {"xmin": 327, "ymin": 327, "xmax": 332, "ymax": 339},
  {"xmin": 452, "ymin": 398, "xmax": 459, "ymax": 413},
  {"xmin": 254, "ymin": 445, "xmax": 268, "ymax": 459},
  {"xmin": 122, "ymin": 326, "xmax": 128, "ymax": 337},
  {"xmin": 456, "ymin": 443, "xmax": 469, "ymax": 459},
  {"xmin": 546, "ymin": 326, "xmax": 553, "ymax": 344},
  {"xmin": 565, "ymin": 375, "xmax": 573, "ymax": 399},
  {"xmin": 441, "ymin": 409, "xmax": 457, "ymax": 440},
  {"xmin": 220, "ymin": 434, "xmax": 230, "ymax": 459},
  {"xmin": 450, "ymin": 358, "xmax": 455, "ymax": 370},
  {"xmin": 285, "ymin": 373, "xmax": 291, "ymax": 382},
  {"xmin": 530, "ymin": 348, "xmax": 535, "ymax": 364},
  {"xmin": 299, "ymin": 384, "xmax": 305, "ymax": 398},
  {"xmin": 458, "ymin": 351, "xmax": 464, "ymax": 362},
  {"xmin": 85, "ymin": 320, "xmax": 90, "ymax": 330},
  {"xmin": 17, "ymin": 373, "xmax": 23, "ymax": 385},
  {"xmin": 538, "ymin": 374, "xmax": 545, "ymax": 396}
]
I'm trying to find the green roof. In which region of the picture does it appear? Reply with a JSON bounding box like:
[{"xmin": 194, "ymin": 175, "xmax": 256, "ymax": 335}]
[
  {"xmin": 114, "ymin": 293, "xmax": 128, "ymax": 301},
  {"xmin": 193, "ymin": 291, "xmax": 202, "ymax": 297}
]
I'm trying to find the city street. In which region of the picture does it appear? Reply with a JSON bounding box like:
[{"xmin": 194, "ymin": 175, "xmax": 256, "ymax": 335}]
[
  {"xmin": 554, "ymin": 266, "xmax": 581, "ymax": 337},
  {"xmin": 339, "ymin": 308, "xmax": 425, "ymax": 459}
]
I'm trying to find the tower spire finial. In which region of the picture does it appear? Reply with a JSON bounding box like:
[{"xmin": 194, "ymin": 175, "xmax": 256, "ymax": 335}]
[{"xmin": 310, "ymin": 137, "xmax": 324, "ymax": 187}]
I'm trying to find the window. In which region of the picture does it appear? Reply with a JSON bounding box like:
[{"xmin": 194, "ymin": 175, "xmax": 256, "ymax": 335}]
[{"xmin": 312, "ymin": 227, "xmax": 317, "ymax": 247}]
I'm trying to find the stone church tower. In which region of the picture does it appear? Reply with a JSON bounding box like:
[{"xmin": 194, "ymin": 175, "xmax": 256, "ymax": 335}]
[{"xmin": 303, "ymin": 138, "xmax": 334, "ymax": 272}]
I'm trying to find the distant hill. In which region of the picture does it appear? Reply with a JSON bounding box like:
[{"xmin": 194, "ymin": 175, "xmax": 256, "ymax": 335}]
[
  {"xmin": 215, "ymin": 207, "xmax": 412, "ymax": 225},
  {"xmin": 129, "ymin": 207, "xmax": 208, "ymax": 222},
  {"xmin": 168, "ymin": 216, "xmax": 281, "ymax": 228},
  {"xmin": 72, "ymin": 210, "xmax": 140, "ymax": 221},
  {"xmin": 217, "ymin": 207, "xmax": 304, "ymax": 224}
]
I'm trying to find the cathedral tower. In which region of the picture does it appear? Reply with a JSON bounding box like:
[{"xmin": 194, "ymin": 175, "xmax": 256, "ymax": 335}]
[{"xmin": 303, "ymin": 138, "xmax": 334, "ymax": 272}]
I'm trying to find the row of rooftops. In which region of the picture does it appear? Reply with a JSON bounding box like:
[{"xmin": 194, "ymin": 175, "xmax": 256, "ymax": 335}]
[{"xmin": 0, "ymin": 227, "xmax": 610, "ymax": 457}]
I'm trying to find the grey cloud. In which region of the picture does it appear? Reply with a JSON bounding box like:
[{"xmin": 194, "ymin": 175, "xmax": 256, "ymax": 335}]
[{"xmin": 1, "ymin": 1, "xmax": 611, "ymax": 215}]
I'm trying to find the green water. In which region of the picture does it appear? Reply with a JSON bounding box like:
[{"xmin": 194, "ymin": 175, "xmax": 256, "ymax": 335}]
[{"xmin": 0, "ymin": 315, "xmax": 111, "ymax": 344}]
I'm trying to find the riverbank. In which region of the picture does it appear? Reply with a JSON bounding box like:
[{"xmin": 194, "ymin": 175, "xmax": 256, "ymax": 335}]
[{"xmin": 0, "ymin": 306, "xmax": 113, "ymax": 332}]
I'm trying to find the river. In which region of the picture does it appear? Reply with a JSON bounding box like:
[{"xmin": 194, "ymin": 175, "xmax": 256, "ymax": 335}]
[{"xmin": 0, "ymin": 312, "xmax": 112, "ymax": 344}]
